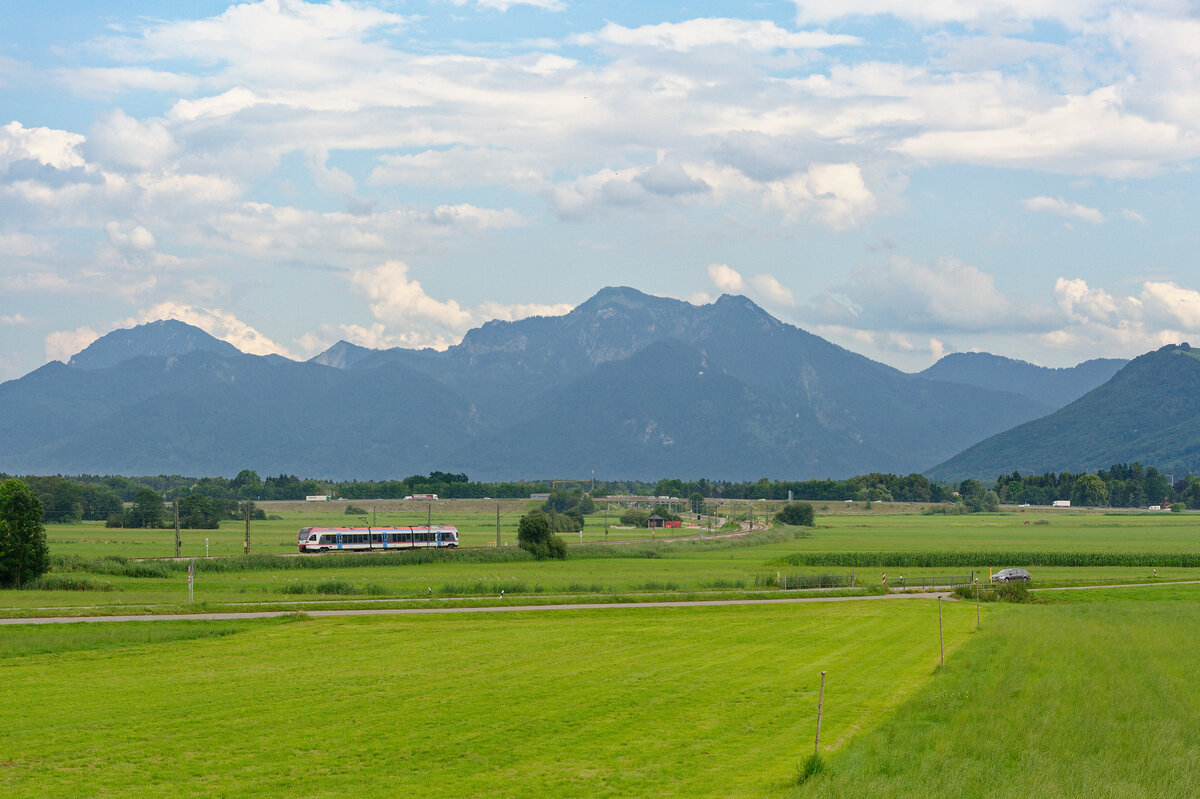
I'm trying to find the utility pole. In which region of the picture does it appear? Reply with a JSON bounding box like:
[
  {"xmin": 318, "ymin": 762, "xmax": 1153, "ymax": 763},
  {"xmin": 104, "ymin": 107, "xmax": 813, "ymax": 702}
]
[
  {"xmin": 604, "ymin": 501, "xmax": 609, "ymax": 541},
  {"xmin": 174, "ymin": 499, "xmax": 181, "ymax": 558},
  {"xmin": 496, "ymin": 503, "xmax": 501, "ymax": 548},
  {"xmin": 243, "ymin": 502, "xmax": 250, "ymax": 555},
  {"xmin": 427, "ymin": 501, "xmax": 432, "ymax": 535}
]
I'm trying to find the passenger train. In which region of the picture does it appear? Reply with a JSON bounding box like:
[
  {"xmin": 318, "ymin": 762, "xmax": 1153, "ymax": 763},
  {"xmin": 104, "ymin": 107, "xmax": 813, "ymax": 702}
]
[{"xmin": 297, "ymin": 525, "xmax": 459, "ymax": 552}]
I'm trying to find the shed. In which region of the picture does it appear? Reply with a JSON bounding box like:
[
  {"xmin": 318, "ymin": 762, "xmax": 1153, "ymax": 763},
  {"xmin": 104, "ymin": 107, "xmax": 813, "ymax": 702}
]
[{"xmin": 647, "ymin": 514, "xmax": 665, "ymax": 529}]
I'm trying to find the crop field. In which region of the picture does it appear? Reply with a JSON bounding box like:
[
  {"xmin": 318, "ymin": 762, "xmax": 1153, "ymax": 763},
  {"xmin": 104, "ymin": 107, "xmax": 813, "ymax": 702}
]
[{"xmin": 0, "ymin": 600, "xmax": 977, "ymax": 798}]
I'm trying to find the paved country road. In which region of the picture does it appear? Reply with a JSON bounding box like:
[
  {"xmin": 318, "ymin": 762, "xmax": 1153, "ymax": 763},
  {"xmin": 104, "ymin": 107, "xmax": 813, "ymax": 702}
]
[{"xmin": 0, "ymin": 591, "xmax": 943, "ymax": 625}]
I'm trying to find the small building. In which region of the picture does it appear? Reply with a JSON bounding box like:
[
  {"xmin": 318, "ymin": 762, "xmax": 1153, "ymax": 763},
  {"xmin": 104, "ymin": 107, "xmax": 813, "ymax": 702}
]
[{"xmin": 648, "ymin": 514, "xmax": 665, "ymax": 529}]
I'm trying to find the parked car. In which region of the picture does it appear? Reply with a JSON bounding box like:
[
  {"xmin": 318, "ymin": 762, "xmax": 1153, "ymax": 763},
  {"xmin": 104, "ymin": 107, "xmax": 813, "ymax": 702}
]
[{"xmin": 992, "ymin": 568, "xmax": 1031, "ymax": 583}]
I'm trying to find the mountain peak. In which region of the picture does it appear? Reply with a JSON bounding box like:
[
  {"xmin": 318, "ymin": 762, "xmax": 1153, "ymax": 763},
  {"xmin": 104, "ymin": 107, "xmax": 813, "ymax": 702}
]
[{"xmin": 68, "ymin": 319, "xmax": 244, "ymax": 370}]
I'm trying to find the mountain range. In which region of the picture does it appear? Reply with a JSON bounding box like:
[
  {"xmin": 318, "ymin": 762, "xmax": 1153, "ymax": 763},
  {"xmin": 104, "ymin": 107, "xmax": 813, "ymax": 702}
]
[
  {"xmin": 0, "ymin": 288, "xmax": 1152, "ymax": 481},
  {"xmin": 927, "ymin": 344, "xmax": 1200, "ymax": 481}
]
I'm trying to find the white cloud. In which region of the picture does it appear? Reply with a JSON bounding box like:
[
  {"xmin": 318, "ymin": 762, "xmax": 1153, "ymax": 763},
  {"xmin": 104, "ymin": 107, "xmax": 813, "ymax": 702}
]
[
  {"xmin": 474, "ymin": 301, "xmax": 573, "ymax": 321},
  {"xmin": 0, "ymin": 121, "xmax": 86, "ymax": 171},
  {"xmin": 104, "ymin": 221, "xmax": 157, "ymax": 251},
  {"xmin": 45, "ymin": 326, "xmax": 99, "ymax": 362},
  {"xmin": 793, "ymin": 0, "xmax": 1115, "ymax": 28},
  {"xmin": 708, "ymin": 263, "xmax": 746, "ymax": 294},
  {"xmin": 84, "ymin": 109, "xmax": 177, "ymax": 172},
  {"xmin": 806, "ymin": 254, "xmax": 1053, "ymax": 333},
  {"xmin": 1140, "ymin": 281, "xmax": 1200, "ymax": 330},
  {"xmin": 350, "ymin": 260, "xmax": 475, "ymax": 349},
  {"xmin": 763, "ymin": 162, "xmax": 876, "ymax": 230},
  {"xmin": 1024, "ymin": 195, "xmax": 1105, "ymax": 224},
  {"xmin": 750, "ymin": 273, "xmax": 796, "ymax": 306},
  {"xmin": 452, "ymin": 0, "xmax": 566, "ymax": 10},
  {"xmin": 575, "ymin": 19, "xmax": 860, "ymax": 52},
  {"xmin": 1, "ymin": 313, "xmax": 33, "ymax": 327},
  {"xmin": 124, "ymin": 303, "xmax": 294, "ymax": 358}
]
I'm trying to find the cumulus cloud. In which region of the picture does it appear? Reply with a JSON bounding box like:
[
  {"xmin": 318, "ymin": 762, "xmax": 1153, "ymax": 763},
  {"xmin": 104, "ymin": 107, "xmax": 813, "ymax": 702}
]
[
  {"xmin": 575, "ymin": 19, "xmax": 860, "ymax": 52},
  {"xmin": 350, "ymin": 261, "xmax": 475, "ymax": 349},
  {"xmin": 45, "ymin": 326, "xmax": 99, "ymax": 362},
  {"xmin": 750, "ymin": 273, "xmax": 796, "ymax": 306},
  {"xmin": 474, "ymin": 301, "xmax": 574, "ymax": 321},
  {"xmin": 124, "ymin": 303, "xmax": 295, "ymax": 358},
  {"xmin": 452, "ymin": 0, "xmax": 566, "ymax": 10},
  {"xmin": 708, "ymin": 263, "xmax": 745, "ymax": 293},
  {"xmin": 84, "ymin": 109, "xmax": 177, "ymax": 172},
  {"xmin": 1, "ymin": 313, "xmax": 33, "ymax": 326},
  {"xmin": 805, "ymin": 254, "xmax": 1055, "ymax": 333},
  {"xmin": 1024, "ymin": 195, "xmax": 1105, "ymax": 224}
]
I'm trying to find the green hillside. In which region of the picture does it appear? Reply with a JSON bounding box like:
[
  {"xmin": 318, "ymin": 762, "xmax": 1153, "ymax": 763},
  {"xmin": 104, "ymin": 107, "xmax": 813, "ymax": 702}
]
[{"xmin": 928, "ymin": 344, "xmax": 1200, "ymax": 481}]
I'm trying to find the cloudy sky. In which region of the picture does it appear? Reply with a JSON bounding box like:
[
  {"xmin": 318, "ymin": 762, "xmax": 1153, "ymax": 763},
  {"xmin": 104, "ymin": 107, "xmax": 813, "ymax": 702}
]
[{"xmin": 3, "ymin": 0, "xmax": 1200, "ymax": 381}]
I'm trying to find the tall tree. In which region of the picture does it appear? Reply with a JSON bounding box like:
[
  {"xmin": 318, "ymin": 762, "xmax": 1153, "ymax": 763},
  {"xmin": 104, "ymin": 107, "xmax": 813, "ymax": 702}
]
[{"xmin": 0, "ymin": 479, "xmax": 49, "ymax": 587}]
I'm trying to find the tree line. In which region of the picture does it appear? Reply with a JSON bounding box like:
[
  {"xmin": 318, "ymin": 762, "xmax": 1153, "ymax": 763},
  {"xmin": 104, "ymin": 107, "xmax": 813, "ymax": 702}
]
[{"xmin": 989, "ymin": 463, "xmax": 1199, "ymax": 509}]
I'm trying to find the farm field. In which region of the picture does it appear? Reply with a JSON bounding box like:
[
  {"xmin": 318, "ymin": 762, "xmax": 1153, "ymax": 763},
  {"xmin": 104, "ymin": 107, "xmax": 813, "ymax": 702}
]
[
  {"xmin": 42, "ymin": 498, "xmax": 736, "ymax": 559},
  {"xmin": 11, "ymin": 508, "xmax": 1200, "ymax": 616},
  {"xmin": 0, "ymin": 599, "xmax": 977, "ymax": 798},
  {"xmin": 791, "ymin": 590, "xmax": 1200, "ymax": 797}
]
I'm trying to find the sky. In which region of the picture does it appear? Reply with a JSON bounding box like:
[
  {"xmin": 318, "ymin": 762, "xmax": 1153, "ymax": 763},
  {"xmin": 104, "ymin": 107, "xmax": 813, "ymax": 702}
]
[{"xmin": 3, "ymin": 0, "xmax": 1200, "ymax": 382}]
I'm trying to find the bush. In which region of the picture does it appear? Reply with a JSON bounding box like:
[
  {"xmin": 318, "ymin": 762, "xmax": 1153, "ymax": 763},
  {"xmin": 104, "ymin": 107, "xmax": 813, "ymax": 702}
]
[
  {"xmin": 620, "ymin": 509, "xmax": 650, "ymax": 527},
  {"xmin": 774, "ymin": 502, "xmax": 815, "ymax": 527},
  {"xmin": 517, "ymin": 510, "xmax": 568, "ymax": 560},
  {"xmin": 996, "ymin": 582, "xmax": 1034, "ymax": 603},
  {"xmin": 344, "ymin": 504, "xmax": 368, "ymax": 515},
  {"xmin": 1172, "ymin": 502, "xmax": 1186, "ymax": 513}
]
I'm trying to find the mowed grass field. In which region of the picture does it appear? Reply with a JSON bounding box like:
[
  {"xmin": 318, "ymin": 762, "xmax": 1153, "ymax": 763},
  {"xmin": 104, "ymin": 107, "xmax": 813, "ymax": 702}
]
[
  {"xmin": 792, "ymin": 588, "xmax": 1200, "ymax": 797},
  {"xmin": 5, "ymin": 510, "xmax": 1200, "ymax": 796},
  {"xmin": 0, "ymin": 599, "xmax": 976, "ymax": 798}
]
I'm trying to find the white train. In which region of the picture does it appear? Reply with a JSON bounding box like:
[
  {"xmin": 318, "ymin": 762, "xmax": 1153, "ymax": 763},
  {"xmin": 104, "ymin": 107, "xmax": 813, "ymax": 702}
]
[{"xmin": 297, "ymin": 525, "xmax": 459, "ymax": 553}]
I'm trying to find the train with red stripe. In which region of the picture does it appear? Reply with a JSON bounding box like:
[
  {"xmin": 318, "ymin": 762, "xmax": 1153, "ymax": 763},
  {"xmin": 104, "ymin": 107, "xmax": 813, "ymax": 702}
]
[{"xmin": 298, "ymin": 525, "xmax": 459, "ymax": 553}]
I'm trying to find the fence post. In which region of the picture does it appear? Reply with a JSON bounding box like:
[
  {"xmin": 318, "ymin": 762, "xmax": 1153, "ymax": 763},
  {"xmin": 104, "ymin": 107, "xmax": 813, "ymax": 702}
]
[
  {"xmin": 938, "ymin": 596, "xmax": 945, "ymax": 667},
  {"xmin": 814, "ymin": 670, "xmax": 826, "ymax": 756}
]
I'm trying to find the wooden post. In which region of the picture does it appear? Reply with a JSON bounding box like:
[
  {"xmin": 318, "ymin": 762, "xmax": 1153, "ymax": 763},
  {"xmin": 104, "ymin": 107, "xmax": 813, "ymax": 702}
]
[
  {"xmin": 814, "ymin": 670, "xmax": 826, "ymax": 756},
  {"xmin": 938, "ymin": 596, "xmax": 945, "ymax": 667},
  {"xmin": 243, "ymin": 503, "xmax": 250, "ymax": 555},
  {"xmin": 496, "ymin": 503, "xmax": 501, "ymax": 548},
  {"xmin": 976, "ymin": 583, "xmax": 981, "ymax": 630}
]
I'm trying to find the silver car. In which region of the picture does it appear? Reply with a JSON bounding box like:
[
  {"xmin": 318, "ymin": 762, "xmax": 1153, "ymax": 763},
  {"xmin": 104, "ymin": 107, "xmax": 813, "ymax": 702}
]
[{"xmin": 992, "ymin": 567, "xmax": 1031, "ymax": 583}]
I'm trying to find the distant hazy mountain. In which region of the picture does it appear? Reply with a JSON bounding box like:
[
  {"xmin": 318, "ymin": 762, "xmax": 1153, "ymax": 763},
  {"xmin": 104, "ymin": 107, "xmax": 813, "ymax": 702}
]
[
  {"xmin": 68, "ymin": 319, "xmax": 243, "ymax": 369},
  {"xmin": 927, "ymin": 344, "xmax": 1200, "ymax": 482},
  {"xmin": 1, "ymin": 287, "xmax": 1063, "ymax": 480},
  {"xmin": 918, "ymin": 352, "xmax": 1126, "ymax": 409}
]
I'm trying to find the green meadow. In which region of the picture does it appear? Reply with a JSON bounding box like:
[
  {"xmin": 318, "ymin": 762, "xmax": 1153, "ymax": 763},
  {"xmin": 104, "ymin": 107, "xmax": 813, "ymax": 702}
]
[
  {"xmin": 792, "ymin": 592, "xmax": 1200, "ymax": 797},
  {"xmin": 0, "ymin": 600, "xmax": 976, "ymax": 798},
  {"xmin": 3, "ymin": 507, "xmax": 1200, "ymax": 796}
]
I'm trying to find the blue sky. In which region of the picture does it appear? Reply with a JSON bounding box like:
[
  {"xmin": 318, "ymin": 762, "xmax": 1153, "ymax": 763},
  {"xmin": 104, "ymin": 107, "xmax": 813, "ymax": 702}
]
[{"xmin": 3, "ymin": 0, "xmax": 1200, "ymax": 381}]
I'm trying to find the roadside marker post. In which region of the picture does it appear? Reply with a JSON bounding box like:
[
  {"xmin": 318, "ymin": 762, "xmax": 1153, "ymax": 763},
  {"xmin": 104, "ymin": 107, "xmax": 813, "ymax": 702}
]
[
  {"xmin": 814, "ymin": 670, "xmax": 826, "ymax": 756},
  {"xmin": 187, "ymin": 560, "xmax": 194, "ymax": 604},
  {"xmin": 938, "ymin": 596, "xmax": 945, "ymax": 667}
]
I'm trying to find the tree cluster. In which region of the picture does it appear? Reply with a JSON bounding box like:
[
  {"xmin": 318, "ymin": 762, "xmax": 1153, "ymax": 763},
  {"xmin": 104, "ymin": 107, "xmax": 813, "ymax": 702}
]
[
  {"xmin": 516, "ymin": 510, "xmax": 567, "ymax": 560},
  {"xmin": 774, "ymin": 502, "xmax": 815, "ymax": 527},
  {"xmin": 991, "ymin": 463, "xmax": 1183, "ymax": 508},
  {"xmin": 0, "ymin": 479, "xmax": 49, "ymax": 587}
]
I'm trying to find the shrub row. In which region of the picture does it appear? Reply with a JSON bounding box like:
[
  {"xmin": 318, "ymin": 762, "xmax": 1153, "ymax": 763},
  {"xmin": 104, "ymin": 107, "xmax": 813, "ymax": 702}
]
[{"xmin": 773, "ymin": 551, "xmax": 1200, "ymax": 568}]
